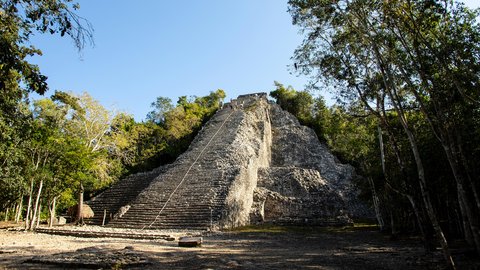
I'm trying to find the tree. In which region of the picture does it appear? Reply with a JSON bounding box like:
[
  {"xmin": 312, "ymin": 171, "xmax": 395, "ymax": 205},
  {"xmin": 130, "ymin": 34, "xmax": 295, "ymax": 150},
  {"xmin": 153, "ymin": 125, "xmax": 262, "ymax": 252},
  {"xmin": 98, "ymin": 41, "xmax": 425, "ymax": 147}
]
[
  {"xmin": 142, "ymin": 90, "xmax": 227, "ymax": 165},
  {"xmin": 10, "ymin": 92, "xmax": 124, "ymax": 226},
  {"xmin": 380, "ymin": 1, "xmax": 480, "ymax": 253},
  {"xmin": 0, "ymin": 0, "xmax": 93, "ymax": 117},
  {"xmin": 0, "ymin": 0, "xmax": 93, "ymax": 224},
  {"xmin": 146, "ymin": 97, "xmax": 174, "ymax": 125},
  {"xmin": 274, "ymin": 88, "xmax": 331, "ymax": 142},
  {"xmin": 288, "ymin": 0, "xmax": 480, "ymax": 266},
  {"xmin": 163, "ymin": 90, "xmax": 226, "ymax": 157},
  {"xmin": 1, "ymin": 85, "xmax": 227, "ymax": 226},
  {"xmin": 270, "ymin": 82, "xmax": 328, "ymax": 139},
  {"xmin": 20, "ymin": 95, "xmax": 93, "ymax": 229},
  {"xmin": 59, "ymin": 92, "xmax": 124, "ymax": 223}
]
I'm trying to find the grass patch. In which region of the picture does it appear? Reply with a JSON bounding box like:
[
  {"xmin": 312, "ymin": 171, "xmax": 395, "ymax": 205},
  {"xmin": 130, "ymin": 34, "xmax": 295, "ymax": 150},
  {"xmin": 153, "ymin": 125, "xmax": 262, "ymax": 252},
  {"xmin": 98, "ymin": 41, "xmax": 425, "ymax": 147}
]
[
  {"xmin": 352, "ymin": 222, "xmax": 379, "ymax": 229},
  {"xmin": 227, "ymin": 222, "xmax": 379, "ymax": 234},
  {"xmin": 228, "ymin": 224, "xmax": 314, "ymax": 234}
]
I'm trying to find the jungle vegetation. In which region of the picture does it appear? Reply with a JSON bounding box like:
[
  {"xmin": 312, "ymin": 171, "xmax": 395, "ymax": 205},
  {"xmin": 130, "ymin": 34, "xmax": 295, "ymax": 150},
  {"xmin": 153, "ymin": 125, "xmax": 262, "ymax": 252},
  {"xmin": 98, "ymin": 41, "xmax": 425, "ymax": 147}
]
[{"xmin": 280, "ymin": 0, "xmax": 480, "ymax": 267}]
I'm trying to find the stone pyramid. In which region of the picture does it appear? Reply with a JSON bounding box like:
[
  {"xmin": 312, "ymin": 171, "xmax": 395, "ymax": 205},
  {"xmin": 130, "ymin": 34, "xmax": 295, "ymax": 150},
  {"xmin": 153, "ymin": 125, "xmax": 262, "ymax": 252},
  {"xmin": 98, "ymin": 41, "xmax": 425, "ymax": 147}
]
[{"xmin": 86, "ymin": 93, "xmax": 370, "ymax": 230}]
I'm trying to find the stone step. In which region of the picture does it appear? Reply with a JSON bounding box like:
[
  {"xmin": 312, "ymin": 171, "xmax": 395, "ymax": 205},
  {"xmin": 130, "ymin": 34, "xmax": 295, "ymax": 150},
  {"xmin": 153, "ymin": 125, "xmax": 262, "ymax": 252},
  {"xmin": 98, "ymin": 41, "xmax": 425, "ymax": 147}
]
[
  {"xmin": 109, "ymin": 216, "xmax": 212, "ymax": 223},
  {"xmin": 115, "ymin": 212, "xmax": 216, "ymax": 219},
  {"xmin": 107, "ymin": 217, "xmax": 213, "ymax": 225},
  {"xmin": 109, "ymin": 224, "xmax": 211, "ymax": 230},
  {"xmin": 121, "ymin": 211, "xmax": 214, "ymax": 217},
  {"xmin": 124, "ymin": 205, "xmax": 223, "ymax": 212}
]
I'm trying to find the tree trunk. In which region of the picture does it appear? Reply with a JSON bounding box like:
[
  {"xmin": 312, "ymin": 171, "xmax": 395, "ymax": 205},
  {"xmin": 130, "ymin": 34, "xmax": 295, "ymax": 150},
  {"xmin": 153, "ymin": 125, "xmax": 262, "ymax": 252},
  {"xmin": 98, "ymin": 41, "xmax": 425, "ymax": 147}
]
[
  {"xmin": 458, "ymin": 191, "xmax": 473, "ymax": 246},
  {"xmin": 369, "ymin": 39, "xmax": 454, "ymax": 265},
  {"xmin": 374, "ymin": 50, "xmax": 456, "ymax": 267},
  {"xmin": 398, "ymin": 112, "xmax": 455, "ymax": 268},
  {"xmin": 4, "ymin": 208, "xmax": 9, "ymax": 222},
  {"xmin": 29, "ymin": 179, "xmax": 43, "ymax": 231},
  {"xmin": 441, "ymin": 138, "xmax": 480, "ymax": 256},
  {"xmin": 48, "ymin": 197, "xmax": 57, "ymax": 228},
  {"xmin": 77, "ymin": 183, "xmax": 85, "ymax": 225},
  {"xmin": 397, "ymin": 26, "xmax": 480, "ymax": 256},
  {"xmin": 390, "ymin": 211, "xmax": 397, "ymax": 237},
  {"xmin": 405, "ymin": 194, "xmax": 436, "ymax": 251},
  {"xmin": 24, "ymin": 179, "xmax": 34, "ymax": 230},
  {"xmin": 15, "ymin": 196, "xmax": 23, "ymax": 223},
  {"xmin": 35, "ymin": 201, "xmax": 42, "ymax": 229},
  {"xmin": 375, "ymin": 126, "xmax": 388, "ymax": 230},
  {"xmin": 457, "ymin": 137, "xmax": 480, "ymax": 213},
  {"xmin": 385, "ymin": 179, "xmax": 435, "ymax": 250},
  {"xmin": 368, "ymin": 176, "xmax": 384, "ymax": 230},
  {"xmin": 378, "ymin": 119, "xmax": 434, "ymax": 248},
  {"xmin": 378, "ymin": 126, "xmax": 386, "ymax": 174}
]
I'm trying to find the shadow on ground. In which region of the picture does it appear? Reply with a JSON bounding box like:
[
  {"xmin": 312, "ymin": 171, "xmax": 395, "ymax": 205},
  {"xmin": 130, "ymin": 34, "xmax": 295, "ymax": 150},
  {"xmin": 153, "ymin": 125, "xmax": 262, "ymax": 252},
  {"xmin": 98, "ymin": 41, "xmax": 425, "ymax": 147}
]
[{"xmin": 2, "ymin": 226, "xmax": 479, "ymax": 269}]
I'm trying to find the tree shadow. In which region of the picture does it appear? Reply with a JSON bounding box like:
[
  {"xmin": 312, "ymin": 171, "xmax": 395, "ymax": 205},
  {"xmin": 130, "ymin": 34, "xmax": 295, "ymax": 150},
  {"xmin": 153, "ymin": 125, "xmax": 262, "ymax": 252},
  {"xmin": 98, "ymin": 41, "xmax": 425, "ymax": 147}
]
[{"xmin": 3, "ymin": 228, "xmax": 478, "ymax": 269}]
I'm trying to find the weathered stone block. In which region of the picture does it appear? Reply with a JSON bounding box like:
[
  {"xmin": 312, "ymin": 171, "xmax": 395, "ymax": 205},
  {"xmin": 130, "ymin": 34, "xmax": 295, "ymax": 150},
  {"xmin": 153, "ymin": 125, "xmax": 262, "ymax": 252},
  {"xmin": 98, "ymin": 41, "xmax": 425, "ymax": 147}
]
[
  {"xmin": 57, "ymin": 216, "xmax": 66, "ymax": 225},
  {"xmin": 178, "ymin": 237, "xmax": 202, "ymax": 247}
]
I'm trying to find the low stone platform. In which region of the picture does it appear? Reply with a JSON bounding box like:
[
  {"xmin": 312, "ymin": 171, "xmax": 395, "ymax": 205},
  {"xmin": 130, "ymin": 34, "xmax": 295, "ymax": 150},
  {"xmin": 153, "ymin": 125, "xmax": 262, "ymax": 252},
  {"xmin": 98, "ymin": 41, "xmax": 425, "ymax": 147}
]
[{"xmin": 35, "ymin": 228, "xmax": 175, "ymax": 241}]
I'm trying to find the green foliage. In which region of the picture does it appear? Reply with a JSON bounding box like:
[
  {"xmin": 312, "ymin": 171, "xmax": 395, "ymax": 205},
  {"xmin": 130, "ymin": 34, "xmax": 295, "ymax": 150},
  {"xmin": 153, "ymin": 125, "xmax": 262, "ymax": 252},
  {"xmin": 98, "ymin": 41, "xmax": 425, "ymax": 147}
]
[
  {"xmin": 0, "ymin": 0, "xmax": 93, "ymax": 117},
  {"xmin": 146, "ymin": 97, "xmax": 173, "ymax": 125},
  {"xmin": 135, "ymin": 89, "xmax": 226, "ymax": 170},
  {"xmin": 270, "ymin": 82, "xmax": 329, "ymax": 142},
  {"xmin": 289, "ymin": 0, "xmax": 480, "ymax": 257},
  {"xmin": 0, "ymin": 102, "xmax": 30, "ymax": 209},
  {"xmin": 322, "ymin": 106, "xmax": 377, "ymax": 165},
  {"xmin": 270, "ymin": 82, "xmax": 313, "ymax": 124},
  {"xmin": 0, "ymin": 0, "xmax": 93, "ymax": 216}
]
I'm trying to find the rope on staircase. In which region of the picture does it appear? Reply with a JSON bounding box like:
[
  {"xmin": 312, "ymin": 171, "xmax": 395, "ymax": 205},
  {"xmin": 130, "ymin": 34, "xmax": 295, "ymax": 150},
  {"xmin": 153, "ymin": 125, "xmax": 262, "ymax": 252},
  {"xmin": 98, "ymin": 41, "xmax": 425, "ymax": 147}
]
[{"xmin": 142, "ymin": 108, "xmax": 235, "ymax": 230}]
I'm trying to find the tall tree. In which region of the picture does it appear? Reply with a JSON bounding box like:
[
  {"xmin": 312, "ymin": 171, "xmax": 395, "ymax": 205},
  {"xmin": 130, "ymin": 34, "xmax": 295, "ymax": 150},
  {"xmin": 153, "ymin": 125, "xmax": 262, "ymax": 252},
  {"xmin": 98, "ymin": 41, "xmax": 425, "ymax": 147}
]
[
  {"xmin": 380, "ymin": 1, "xmax": 480, "ymax": 253},
  {"xmin": 0, "ymin": 0, "xmax": 93, "ymax": 115},
  {"xmin": 0, "ymin": 0, "xmax": 93, "ymax": 219},
  {"xmin": 146, "ymin": 97, "xmax": 174, "ymax": 125},
  {"xmin": 288, "ymin": 0, "xmax": 480, "ymax": 266}
]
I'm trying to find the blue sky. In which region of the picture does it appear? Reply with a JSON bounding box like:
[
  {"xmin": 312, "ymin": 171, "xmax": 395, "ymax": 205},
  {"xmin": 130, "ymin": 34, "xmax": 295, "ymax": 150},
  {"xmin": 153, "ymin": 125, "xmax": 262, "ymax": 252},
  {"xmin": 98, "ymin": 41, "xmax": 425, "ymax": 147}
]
[
  {"xmin": 29, "ymin": 1, "xmax": 309, "ymax": 121},
  {"xmin": 29, "ymin": 1, "xmax": 480, "ymax": 121}
]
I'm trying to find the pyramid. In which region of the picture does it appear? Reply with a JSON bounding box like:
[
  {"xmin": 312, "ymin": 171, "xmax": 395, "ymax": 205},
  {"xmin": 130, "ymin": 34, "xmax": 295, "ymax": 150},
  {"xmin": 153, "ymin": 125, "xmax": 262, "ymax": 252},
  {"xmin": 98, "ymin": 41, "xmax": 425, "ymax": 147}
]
[{"xmin": 86, "ymin": 93, "xmax": 370, "ymax": 230}]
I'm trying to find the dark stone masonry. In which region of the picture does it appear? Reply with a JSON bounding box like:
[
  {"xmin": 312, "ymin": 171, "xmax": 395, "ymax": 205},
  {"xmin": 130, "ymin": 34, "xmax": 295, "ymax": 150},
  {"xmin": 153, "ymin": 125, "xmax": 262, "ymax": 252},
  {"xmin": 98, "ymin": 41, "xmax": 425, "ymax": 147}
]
[{"xmin": 86, "ymin": 93, "xmax": 371, "ymax": 230}]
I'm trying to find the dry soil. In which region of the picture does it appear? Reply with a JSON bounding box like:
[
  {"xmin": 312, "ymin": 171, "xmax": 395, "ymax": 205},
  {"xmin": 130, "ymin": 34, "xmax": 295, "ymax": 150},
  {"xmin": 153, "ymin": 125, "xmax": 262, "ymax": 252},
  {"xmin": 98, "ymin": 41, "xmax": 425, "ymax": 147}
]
[{"xmin": 0, "ymin": 223, "xmax": 477, "ymax": 269}]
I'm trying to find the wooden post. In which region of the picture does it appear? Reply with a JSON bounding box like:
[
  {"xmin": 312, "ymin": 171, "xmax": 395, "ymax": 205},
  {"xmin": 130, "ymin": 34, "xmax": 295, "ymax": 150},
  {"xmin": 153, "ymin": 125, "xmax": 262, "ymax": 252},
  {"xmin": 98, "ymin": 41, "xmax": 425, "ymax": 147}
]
[
  {"xmin": 102, "ymin": 209, "xmax": 107, "ymax": 226},
  {"xmin": 77, "ymin": 183, "xmax": 84, "ymax": 225}
]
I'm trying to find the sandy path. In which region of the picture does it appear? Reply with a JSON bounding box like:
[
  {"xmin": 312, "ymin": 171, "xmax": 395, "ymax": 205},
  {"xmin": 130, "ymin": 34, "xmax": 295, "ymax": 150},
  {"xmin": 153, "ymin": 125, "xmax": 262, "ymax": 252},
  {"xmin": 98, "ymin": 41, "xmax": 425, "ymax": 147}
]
[{"xmin": 0, "ymin": 225, "xmax": 475, "ymax": 269}]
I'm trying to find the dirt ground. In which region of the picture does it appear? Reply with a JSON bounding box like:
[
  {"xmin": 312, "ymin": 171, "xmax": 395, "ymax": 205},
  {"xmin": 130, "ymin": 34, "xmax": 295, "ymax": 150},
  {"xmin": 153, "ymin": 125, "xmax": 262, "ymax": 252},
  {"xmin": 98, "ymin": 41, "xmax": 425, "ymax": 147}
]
[{"xmin": 0, "ymin": 223, "xmax": 477, "ymax": 269}]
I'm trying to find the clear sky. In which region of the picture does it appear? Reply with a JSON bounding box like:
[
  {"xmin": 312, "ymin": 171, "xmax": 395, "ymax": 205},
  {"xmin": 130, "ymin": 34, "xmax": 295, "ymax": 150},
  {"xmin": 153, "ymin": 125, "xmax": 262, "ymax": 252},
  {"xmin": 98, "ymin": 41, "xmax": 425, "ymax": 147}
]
[
  {"xmin": 29, "ymin": 1, "xmax": 480, "ymax": 121},
  {"xmin": 29, "ymin": 0, "xmax": 309, "ymax": 121}
]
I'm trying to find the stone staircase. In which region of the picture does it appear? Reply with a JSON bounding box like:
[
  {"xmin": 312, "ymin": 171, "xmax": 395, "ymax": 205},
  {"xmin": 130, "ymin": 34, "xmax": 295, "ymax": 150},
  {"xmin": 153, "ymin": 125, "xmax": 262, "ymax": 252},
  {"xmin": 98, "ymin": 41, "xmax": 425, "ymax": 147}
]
[
  {"xmin": 85, "ymin": 168, "xmax": 165, "ymax": 225},
  {"xmin": 107, "ymin": 169, "xmax": 230, "ymax": 230},
  {"xmin": 88, "ymin": 105, "xmax": 247, "ymax": 230}
]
